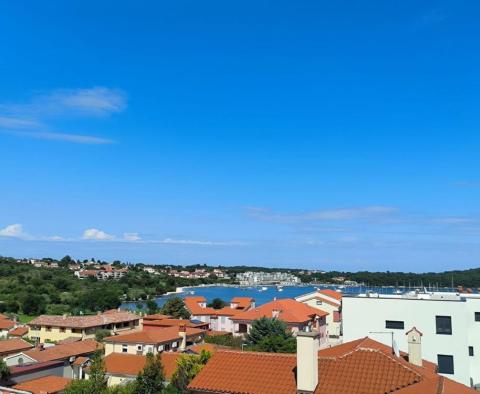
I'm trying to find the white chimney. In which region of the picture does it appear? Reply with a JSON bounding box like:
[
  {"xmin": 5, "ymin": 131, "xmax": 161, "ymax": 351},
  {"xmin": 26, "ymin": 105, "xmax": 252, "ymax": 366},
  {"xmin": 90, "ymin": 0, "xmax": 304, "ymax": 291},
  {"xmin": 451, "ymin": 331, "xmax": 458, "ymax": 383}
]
[
  {"xmin": 179, "ymin": 324, "xmax": 187, "ymax": 351},
  {"xmin": 406, "ymin": 327, "xmax": 423, "ymax": 367},
  {"xmin": 296, "ymin": 330, "xmax": 319, "ymax": 393}
]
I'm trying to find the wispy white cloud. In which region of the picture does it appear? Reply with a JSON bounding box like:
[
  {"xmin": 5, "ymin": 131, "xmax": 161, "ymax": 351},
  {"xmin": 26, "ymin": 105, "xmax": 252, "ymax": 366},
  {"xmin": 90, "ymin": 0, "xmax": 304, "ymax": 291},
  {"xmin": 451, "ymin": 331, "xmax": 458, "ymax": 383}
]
[
  {"xmin": 160, "ymin": 238, "xmax": 229, "ymax": 246},
  {"xmin": 82, "ymin": 228, "xmax": 115, "ymax": 241},
  {"xmin": 2, "ymin": 87, "xmax": 127, "ymax": 118},
  {"xmin": 0, "ymin": 224, "xmax": 27, "ymax": 238},
  {"xmin": 248, "ymin": 206, "xmax": 397, "ymax": 224},
  {"xmin": 123, "ymin": 232, "xmax": 141, "ymax": 241},
  {"xmin": 0, "ymin": 87, "xmax": 125, "ymax": 144},
  {"xmin": 3, "ymin": 130, "xmax": 114, "ymax": 144}
]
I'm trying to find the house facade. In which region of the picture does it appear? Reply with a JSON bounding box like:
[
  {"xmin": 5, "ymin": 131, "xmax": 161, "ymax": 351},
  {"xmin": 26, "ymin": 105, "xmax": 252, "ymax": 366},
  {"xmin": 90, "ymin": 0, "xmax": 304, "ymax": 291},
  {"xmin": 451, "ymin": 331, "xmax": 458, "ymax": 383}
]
[
  {"xmin": 28, "ymin": 310, "xmax": 140, "ymax": 343},
  {"xmin": 295, "ymin": 289, "xmax": 342, "ymax": 337}
]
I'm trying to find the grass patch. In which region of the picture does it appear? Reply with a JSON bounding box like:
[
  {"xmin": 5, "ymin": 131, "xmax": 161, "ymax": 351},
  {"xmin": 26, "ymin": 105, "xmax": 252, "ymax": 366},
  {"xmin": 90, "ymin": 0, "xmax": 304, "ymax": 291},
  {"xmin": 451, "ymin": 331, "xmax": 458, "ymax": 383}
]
[{"xmin": 17, "ymin": 314, "xmax": 37, "ymax": 324}]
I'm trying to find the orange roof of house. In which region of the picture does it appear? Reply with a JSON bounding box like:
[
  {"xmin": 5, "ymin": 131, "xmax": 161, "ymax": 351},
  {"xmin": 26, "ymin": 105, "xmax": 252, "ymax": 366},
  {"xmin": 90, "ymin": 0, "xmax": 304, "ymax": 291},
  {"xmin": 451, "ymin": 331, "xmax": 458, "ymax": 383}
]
[
  {"xmin": 25, "ymin": 339, "xmax": 102, "ymax": 362},
  {"xmin": 72, "ymin": 356, "xmax": 89, "ymax": 366},
  {"xmin": 104, "ymin": 326, "xmax": 205, "ymax": 344},
  {"xmin": 0, "ymin": 338, "xmax": 33, "ymax": 355},
  {"xmin": 28, "ymin": 311, "xmax": 139, "ymax": 329},
  {"xmin": 103, "ymin": 352, "xmax": 182, "ymax": 379},
  {"xmin": 318, "ymin": 289, "xmax": 343, "ymax": 301},
  {"xmin": 231, "ymin": 299, "xmax": 328, "ymax": 323},
  {"xmin": 230, "ymin": 297, "xmax": 254, "ymax": 309},
  {"xmin": 184, "ymin": 297, "xmax": 218, "ymax": 315},
  {"xmin": 13, "ymin": 375, "xmax": 72, "ymax": 394},
  {"xmin": 143, "ymin": 313, "xmax": 172, "ymax": 321},
  {"xmin": 188, "ymin": 343, "xmax": 218, "ymax": 355},
  {"xmin": 188, "ymin": 339, "xmax": 476, "ymax": 394},
  {"xmin": 0, "ymin": 313, "xmax": 8, "ymax": 319},
  {"xmin": 9, "ymin": 326, "xmax": 29, "ymax": 337},
  {"xmin": 0, "ymin": 319, "xmax": 15, "ymax": 330},
  {"xmin": 143, "ymin": 319, "xmax": 207, "ymax": 328}
]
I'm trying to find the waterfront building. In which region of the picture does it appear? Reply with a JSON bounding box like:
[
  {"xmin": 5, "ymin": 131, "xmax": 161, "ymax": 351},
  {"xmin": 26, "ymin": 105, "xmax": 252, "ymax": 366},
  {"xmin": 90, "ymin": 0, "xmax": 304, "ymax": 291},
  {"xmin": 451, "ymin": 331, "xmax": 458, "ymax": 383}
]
[
  {"xmin": 230, "ymin": 298, "xmax": 328, "ymax": 343},
  {"xmin": 28, "ymin": 310, "xmax": 140, "ymax": 343},
  {"xmin": 188, "ymin": 329, "xmax": 475, "ymax": 394},
  {"xmin": 103, "ymin": 325, "xmax": 205, "ymax": 356},
  {"xmin": 342, "ymin": 291, "xmax": 480, "ymax": 387},
  {"xmin": 184, "ymin": 296, "xmax": 255, "ymax": 333},
  {"xmin": 295, "ymin": 289, "xmax": 342, "ymax": 338},
  {"xmin": 236, "ymin": 271, "xmax": 300, "ymax": 286}
]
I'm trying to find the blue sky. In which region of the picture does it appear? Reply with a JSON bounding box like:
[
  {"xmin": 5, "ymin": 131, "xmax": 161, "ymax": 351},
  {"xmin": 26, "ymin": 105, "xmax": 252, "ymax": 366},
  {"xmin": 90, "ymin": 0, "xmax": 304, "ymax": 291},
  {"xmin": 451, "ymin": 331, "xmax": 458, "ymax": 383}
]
[{"xmin": 1, "ymin": 1, "xmax": 480, "ymax": 271}]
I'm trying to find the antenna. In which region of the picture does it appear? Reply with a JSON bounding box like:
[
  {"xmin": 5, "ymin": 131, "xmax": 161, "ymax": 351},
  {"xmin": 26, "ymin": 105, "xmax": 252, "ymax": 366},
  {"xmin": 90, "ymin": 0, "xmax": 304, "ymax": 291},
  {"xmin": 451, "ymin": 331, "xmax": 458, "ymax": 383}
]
[{"xmin": 369, "ymin": 331, "xmax": 397, "ymax": 356}]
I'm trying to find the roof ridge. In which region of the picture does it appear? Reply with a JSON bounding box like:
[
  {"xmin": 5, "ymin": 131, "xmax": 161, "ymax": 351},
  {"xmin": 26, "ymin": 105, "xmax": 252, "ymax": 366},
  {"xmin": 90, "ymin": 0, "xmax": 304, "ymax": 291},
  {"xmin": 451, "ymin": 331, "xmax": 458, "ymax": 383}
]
[{"xmin": 217, "ymin": 350, "xmax": 296, "ymax": 358}]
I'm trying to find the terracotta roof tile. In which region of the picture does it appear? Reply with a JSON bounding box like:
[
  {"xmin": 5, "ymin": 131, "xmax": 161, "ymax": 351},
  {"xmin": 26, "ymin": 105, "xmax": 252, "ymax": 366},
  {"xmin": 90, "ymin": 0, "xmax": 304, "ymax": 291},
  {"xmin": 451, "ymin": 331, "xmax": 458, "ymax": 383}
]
[
  {"xmin": 28, "ymin": 311, "xmax": 139, "ymax": 329},
  {"xmin": 8, "ymin": 326, "xmax": 29, "ymax": 337},
  {"xmin": 0, "ymin": 319, "xmax": 15, "ymax": 330},
  {"xmin": 0, "ymin": 338, "xmax": 33, "ymax": 356},
  {"xmin": 188, "ymin": 338, "xmax": 477, "ymax": 394},
  {"xmin": 318, "ymin": 289, "xmax": 343, "ymax": 301},
  {"xmin": 0, "ymin": 313, "xmax": 8, "ymax": 319},
  {"xmin": 143, "ymin": 318, "xmax": 207, "ymax": 328},
  {"xmin": 231, "ymin": 299, "xmax": 328, "ymax": 323},
  {"xmin": 188, "ymin": 343, "xmax": 218, "ymax": 355},
  {"xmin": 184, "ymin": 297, "xmax": 218, "ymax": 315},
  {"xmin": 104, "ymin": 352, "xmax": 182, "ymax": 379},
  {"xmin": 104, "ymin": 326, "xmax": 205, "ymax": 344},
  {"xmin": 13, "ymin": 375, "xmax": 72, "ymax": 394},
  {"xmin": 24, "ymin": 339, "xmax": 101, "ymax": 362},
  {"xmin": 143, "ymin": 313, "xmax": 172, "ymax": 321},
  {"xmin": 230, "ymin": 297, "xmax": 255, "ymax": 309}
]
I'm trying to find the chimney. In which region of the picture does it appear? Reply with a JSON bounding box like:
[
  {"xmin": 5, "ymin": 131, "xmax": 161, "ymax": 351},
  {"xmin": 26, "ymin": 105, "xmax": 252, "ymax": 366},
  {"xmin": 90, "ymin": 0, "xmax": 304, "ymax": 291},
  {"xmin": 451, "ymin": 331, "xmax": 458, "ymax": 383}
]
[
  {"xmin": 179, "ymin": 324, "xmax": 187, "ymax": 351},
  {"xmin": 272, "ymin": 309, "xmax": 280, "ymax": 319},
  {"xmin": 406, "ymin": 327, "xmax": 423, "ymax": 367},
  {"xmin": 296, "ymin": 329, "xmax": 319, "ymax": 394},
  {"xmin": 62, "ymin": 314, "xmax": 67, "ymax": 320}
]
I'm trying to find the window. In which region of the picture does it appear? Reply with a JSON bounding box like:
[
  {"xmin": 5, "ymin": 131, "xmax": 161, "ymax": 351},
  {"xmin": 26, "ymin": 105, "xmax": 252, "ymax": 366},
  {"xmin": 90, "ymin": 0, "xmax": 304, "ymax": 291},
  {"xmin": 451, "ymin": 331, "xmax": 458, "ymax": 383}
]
[
  {"xmin": 385, "ymin": 320, "xmax": 404, "ymax": 330},
  {"xmin": 469, "ymin": 346, "xmax": 474, "ymax": 357},
  {"xmin": 60, "ymin": 327, "xmax": 66, "ymax": 333},
  {"xmin": 437, "ymin": 355, "xmax": 454, "ymax": 374},
  {"xmin": 122, "ymin": 344, "xmax": 128, "ymax": 353},
  {"xmin": 45, "ymin": 326, "xmax": 52, "ymax": 332},
  {"xmin": 316, "ymin": 300, "xmax": 323, "ymax": 305},
  {"xmin": 475, "ymin": 312, "xmax": 480, "ymax": 322},
  {"xmin": 436, "ymin": 316, "xmax": 452, "ymax": 335}
]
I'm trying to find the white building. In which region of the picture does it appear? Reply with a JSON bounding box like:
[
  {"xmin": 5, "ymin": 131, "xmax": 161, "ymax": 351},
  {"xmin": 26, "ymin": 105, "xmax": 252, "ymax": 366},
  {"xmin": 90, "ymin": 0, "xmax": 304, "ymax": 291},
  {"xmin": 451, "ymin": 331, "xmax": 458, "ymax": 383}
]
[
  {"xmin": 343, "ymin": 291, "xmax": 480, "ymax": 388},
  {"xmin": 295, "ymin": 289, "xmax": 342, "ymax": 338}
]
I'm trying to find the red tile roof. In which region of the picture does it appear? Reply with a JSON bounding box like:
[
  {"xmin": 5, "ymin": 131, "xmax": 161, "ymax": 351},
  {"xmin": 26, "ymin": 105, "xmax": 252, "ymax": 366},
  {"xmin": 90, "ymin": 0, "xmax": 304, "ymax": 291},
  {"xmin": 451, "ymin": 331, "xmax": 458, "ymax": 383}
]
[
  {"xmin": 143, "ymin": 313, "xmax": 172, "ymax": 321},
  {"xmin": 231, "ymin": 299, "xmax": 328, "ymax": 324},
  {"xmin": 24, "ymin": 339, "xmax": 101, "ymax": 362},
  {"xmin": 8, "ymin": 326, "xmax": 29, "ymax": 337},
  {"xmin": 188, "ymin": 343, "xmax": 218, "ymax": 355},
  {"xmin": 0, "ymin": 319, "xmax": 15, "ymax": 330},
  {"xmin": 13, "ymin": 375, "xmax": 72, "ymax": 394},
  {"xmin": 188, "ymin": 338, "xmax": 476, "ymax": 394},
  {"xmin": 230, "ymin": 297, "xmax": 255, "ymax": 309},
  {"xmin": 72, "ymin": 356, "xmax": 89, "ymax": 366},
  {"xmin": 318, "ymin": 289, "xmax": 342, "ymax": 301},
  {"xmin": 104, "ymin": 326, "xmax": 205, "ymax": 344},
  {"xmin": 28, "ymin": 311, "xmax": 139, "ymax": 329},
  {"xmin": 184, "ymin": 297, "xmax": 218, "ymax": 315},
  {"xmin": 103, "ymin": 352, "xmax": 182, "ymax": 379},
  {"xmin": 0, "ymin": 338, "xmax": 33, "ymax": 356},
  {"xmin": 143, "ymin": 318, "xmax": 207, "ymax": 328},
  {"xmin": 0, "ymin": 313, "xmax": 8, "ymax": 319}
]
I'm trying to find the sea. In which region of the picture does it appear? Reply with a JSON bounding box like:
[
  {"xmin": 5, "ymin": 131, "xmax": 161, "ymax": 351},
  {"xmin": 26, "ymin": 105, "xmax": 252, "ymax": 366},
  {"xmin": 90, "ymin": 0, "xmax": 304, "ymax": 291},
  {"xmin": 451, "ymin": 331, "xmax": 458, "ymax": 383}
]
[{"xmin": 120, "ymin": 284, "xmax": 455, "ymax": 311}]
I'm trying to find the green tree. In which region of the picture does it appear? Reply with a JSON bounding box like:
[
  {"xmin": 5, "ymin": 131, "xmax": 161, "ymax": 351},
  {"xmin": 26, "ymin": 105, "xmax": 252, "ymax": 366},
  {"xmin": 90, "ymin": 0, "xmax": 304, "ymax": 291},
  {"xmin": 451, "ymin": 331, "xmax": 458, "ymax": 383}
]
[
  {"xmin": 65, "ymin": 351, "xmax": 107, "ymax": 394},
  {"xmin": 207, "ymin": 298, "xmax": 226, "ymax": 309},
  {"xmin": 161, "ymin": 297, "xmax": 190, "ymax": 319},
  {"xmin": 145, "ymin": 300, "xmax": 159, "ymax": 315},
  {"xmin": 247, "ymin": 317, "xmax": 289, "ymax": 344},
  {"xmin": 255, "ymin": 334, "xmax": 296, "ymax": 353},
  {"xmin": 21, "ymin": 294, "xmax": 46, "ymax": 315},
  {"xmin": 0, "ymin": 359, "xmax": 11, "ymax": 381},
  {"xmin": 135, "ymin": 352, "xmax": 165, "ymax": 394},
  {"xmin": 94, "ymin": 329, "xmax": 112, "ymax": 342},
  {"xmin": 170, "ymin": 351, "xmax": 211, "ymax": 393}
]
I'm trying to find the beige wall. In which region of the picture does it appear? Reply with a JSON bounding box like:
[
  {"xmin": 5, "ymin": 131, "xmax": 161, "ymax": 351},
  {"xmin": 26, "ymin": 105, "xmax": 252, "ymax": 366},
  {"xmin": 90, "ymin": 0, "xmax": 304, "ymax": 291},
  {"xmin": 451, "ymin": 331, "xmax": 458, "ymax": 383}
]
[
  {"xmin": 29, "ymin": 320, "xmax": 139, "ymax": 343},
  {"xmin": 302, "ymin": 299, "xmax": 341, "ymax": 337},
  {"xmin": 105, "ymin": 341, "xmax": 175, "ymax": 356}
]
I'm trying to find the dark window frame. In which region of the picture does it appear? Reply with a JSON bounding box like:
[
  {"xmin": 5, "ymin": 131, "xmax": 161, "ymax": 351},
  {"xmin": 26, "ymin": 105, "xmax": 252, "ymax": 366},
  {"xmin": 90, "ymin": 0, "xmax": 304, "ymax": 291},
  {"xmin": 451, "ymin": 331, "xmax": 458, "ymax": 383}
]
[
  {"xmin": 475, "ymin": 312, "xmax": 480, "ymax": 322},
  {"xmin": 436, "ymin": 316, "xmax": 452, "ymax": 335},
  {"xmin": 437, "ymin": 354, "xmax": 454, "ymax": 374},
  {"xmin": 469, "ymin": 346, "xmax": 474, "ymax": 357},
  {"xmin": 385, "ymin": 320, "xmax": 405, "ymax": 330}
]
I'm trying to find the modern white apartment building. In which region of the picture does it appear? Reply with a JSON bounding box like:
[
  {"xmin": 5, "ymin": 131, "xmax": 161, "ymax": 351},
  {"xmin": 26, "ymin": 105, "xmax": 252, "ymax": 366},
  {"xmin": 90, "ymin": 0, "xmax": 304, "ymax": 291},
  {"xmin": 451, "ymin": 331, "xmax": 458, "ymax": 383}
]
[
  {"xmin": 343, "ymin": 291, "xmax": 480, "ymax": 388},
  {"xmin": 236, "ymin": 271, "xmax": 300, "ymax": 286}
]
